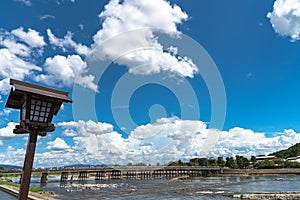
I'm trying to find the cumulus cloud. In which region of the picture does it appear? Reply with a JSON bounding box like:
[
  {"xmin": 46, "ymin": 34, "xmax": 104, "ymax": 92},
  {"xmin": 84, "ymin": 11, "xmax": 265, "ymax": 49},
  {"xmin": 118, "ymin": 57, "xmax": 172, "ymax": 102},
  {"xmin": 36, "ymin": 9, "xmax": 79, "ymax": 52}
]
[
  {"xmin": 1, "ymin": 118, "xmax": 299, "ymax": 168},
  {"xmin": 0, "ymin": 146, "xmax": 25, "ymax": 167},
  {"xmin": 0, "ymin": 78, "xmax": 11, "ymax": 94},
  {"xmin": 12, "ymin": 27, "xmax": 46, "ymax": 48},
  {"xmin": 0, "ymin": 122, "xmax": 19, "ymax": 140},
  {"xmin": 90, "ymin": 0, "xmax": 198, "ymax": 78},
  {"xmin": 0, "ymin": 27, "xmax": 44, "ymax": 95},
  {"xmin": 37, "ymin": 0, "xmax": 197, "ymax": 92},
  {"xmin": 267, "ymin": 0, "xmax": 300, "ymax": 41},
  {"xmin": 210, "ymin": 128, "xmax": 300, "ymax": 158},
  {"xmin": 35, "ymin": 55, "xmax": 97, "ymax": 91},
  {"xmin": 55, "ymin": 118, "xmax": 300, "ymax": 166},
  {"xmin": 47, "ymin": 29, "xmax": 90, "ymax": 56},
  {"xmin": 0, "ymin": 52, "xmax": 41, "ymax": 93},
  {"xmin": 0, "ymin": 27, "xmax": 45, "ymax": 57},
  {"xmin": 0, "ymin": 37, "xmax": 31, "ymax": 57},
  {"xmin": 58, "ymin": 120, "xmax": 114, "ymax": 135},
  {"xmin": 0, "ymin": 27, "xmax": 96, "ymax": 92},
  {"xmin": 46, "ymin": 137, "xmax": 71, "ymax": 151},
  {"xmin": 0, "ymin": 48, "xmax": 41, "ymax": 78},
  {"xmin": 0, "ymin": 48, "xmax": 41, "ymax": 94},
  {"xmin": 62, "ymin": 129, "xmax": 77, "ymax": 137}
]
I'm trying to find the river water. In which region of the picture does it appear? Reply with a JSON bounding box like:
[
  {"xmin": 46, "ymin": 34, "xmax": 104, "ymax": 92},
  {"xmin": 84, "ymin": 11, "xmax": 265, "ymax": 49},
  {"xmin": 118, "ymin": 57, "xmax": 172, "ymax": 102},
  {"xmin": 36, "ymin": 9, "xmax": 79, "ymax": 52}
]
[{"xmin": 7, "ymin": 175, "xmax": 295, "ymax": 199}]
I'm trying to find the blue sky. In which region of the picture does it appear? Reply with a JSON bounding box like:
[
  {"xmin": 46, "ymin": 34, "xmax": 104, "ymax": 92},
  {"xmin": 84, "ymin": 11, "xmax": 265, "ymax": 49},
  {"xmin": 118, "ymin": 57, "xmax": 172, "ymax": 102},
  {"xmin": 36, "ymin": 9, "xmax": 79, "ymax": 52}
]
[{"xmin": 0, "ymin": 0, "xmax": 300, "ymax": 167}]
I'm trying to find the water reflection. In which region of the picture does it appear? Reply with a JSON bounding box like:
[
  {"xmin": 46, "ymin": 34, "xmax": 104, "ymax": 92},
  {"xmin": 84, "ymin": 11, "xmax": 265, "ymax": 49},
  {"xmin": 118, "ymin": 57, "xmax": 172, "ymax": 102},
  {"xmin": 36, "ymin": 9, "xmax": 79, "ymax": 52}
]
[{"xmin": 0, "ymin": 190, "xmax": 17, "ymax": 200}]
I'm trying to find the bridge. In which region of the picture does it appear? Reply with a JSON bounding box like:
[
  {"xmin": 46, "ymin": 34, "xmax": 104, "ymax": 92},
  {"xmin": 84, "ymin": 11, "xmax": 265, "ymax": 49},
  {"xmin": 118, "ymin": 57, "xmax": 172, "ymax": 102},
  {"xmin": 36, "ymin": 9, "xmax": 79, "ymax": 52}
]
[{"xmin": 1, "ymin": 166, "xmax": 223, "ymax": 184}]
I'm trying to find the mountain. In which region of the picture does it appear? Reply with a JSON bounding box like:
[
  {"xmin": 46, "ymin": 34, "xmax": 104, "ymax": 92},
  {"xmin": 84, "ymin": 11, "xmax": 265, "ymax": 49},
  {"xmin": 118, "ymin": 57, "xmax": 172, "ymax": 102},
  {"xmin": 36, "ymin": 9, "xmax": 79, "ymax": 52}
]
[
  {"xmin": 0, "ymin": 164, "xmax": 22, "ymax": 170},
  {"xmin": 270, "ymin": 143, "xmax": 300, "ymax": 158}
]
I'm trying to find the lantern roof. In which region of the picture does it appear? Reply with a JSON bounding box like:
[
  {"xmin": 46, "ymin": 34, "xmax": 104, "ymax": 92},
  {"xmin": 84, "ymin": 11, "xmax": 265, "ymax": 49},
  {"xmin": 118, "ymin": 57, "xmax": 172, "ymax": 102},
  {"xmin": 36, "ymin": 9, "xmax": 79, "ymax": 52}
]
[{"xmin": 5, "ymin": 79, "xmax": 72, "ymax": 109}]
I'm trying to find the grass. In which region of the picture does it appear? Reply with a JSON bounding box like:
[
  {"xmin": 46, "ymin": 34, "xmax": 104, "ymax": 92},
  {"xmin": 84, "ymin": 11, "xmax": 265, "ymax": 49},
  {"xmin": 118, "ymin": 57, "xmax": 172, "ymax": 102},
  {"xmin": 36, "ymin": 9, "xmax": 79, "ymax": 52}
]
[
  {"xmin": 0, "ymin": 180, "xmax": 44, "ymax": 193},
  {"xmin": 1, "ymin": 174, "xmax": 20, "ymax": 178}
]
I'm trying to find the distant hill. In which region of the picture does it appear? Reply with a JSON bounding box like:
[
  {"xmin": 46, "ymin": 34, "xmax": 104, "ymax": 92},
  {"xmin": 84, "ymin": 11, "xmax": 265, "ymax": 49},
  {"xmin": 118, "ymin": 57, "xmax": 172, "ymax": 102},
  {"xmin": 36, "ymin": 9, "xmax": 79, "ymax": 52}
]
[
  {"xmin": 270, "ymin": 143, "xmax": 300, "ymax": 158},
  {"xmin": 0, "ymin": 164, "xmax": 22, "ymax": 170}
]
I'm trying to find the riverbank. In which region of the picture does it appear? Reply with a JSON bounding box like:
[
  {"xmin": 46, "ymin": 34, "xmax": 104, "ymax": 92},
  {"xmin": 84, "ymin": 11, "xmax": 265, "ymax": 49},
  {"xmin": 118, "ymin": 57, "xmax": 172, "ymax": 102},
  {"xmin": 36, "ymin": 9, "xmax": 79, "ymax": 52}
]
[
  {"xmin": 231, "ymin": 192, "xmax": 300, "ymax": 199},
  {"xmin": 221, "ymin": 168, "xmax": 300, "ymax": 176},
  {"xmin": 0, "ymin": 183, "xmax": 57, "ymax": 200}
]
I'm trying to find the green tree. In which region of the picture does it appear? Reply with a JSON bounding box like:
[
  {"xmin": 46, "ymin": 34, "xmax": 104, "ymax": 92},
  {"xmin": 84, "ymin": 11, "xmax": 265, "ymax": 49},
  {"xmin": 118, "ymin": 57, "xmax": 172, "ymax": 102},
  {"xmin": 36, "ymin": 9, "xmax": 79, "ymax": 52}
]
[
  {"xmin": 217, "ymin": 157, "xmax": 225, "ymax": 167},
  {"xmin": 187, "ymin": 161, "xmax": 196, "ymax": 166},
  {"xmin": 272, "ymin": 143, "xmax": 300, "ymax": 158},
  {"xmin": 197, "ymin": 158, "xmax": 208, "ymax": 166},
  {"xmin": 254, "ymin": 159, "xmax": 276, "ymax": 169},
  {"xmin": 236, "ymin": 155, "xmax": 250, "ymax": 169},
  {"xmin": 250, "ymin": 156, "xmax": 256, "ymax": 164},
  {"xmin": 225, "ymin": 157, "xmax": 238, "ymax": 169},
  {"xmin": 208, "ymin": 158, "xmax": 217, "ymax": 166},
  {"xmin": 135, "ymin": 163, "xmax": 147, "ymax": 166}
]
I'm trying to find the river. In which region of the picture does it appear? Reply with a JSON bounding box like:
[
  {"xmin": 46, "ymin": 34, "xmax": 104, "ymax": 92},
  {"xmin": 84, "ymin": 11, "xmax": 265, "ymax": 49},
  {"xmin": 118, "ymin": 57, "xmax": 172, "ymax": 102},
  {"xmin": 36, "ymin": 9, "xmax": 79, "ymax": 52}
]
[{"xmin": 7, "ymin": 175, "xmax": 297, "ymax": 199}]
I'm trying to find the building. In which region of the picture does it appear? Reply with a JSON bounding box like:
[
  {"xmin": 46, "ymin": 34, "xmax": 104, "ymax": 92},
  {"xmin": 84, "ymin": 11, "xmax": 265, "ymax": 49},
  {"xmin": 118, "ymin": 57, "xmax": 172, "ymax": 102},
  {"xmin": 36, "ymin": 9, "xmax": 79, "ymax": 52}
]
[{"xmin": 286, "ymin": 156, "xmax": 300, "ymax": 162}]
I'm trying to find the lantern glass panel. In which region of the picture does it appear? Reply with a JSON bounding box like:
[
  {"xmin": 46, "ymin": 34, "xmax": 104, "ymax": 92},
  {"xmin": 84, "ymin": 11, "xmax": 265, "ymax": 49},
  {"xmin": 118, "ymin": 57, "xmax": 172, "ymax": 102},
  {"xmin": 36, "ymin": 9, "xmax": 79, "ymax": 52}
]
[
  {"xmin": 29, "ymin": 98, "xmax": 53, "ymax": 123},
  {"xmin": 21, "ymin": 101, "xmax": 26, "ymax": 121}
]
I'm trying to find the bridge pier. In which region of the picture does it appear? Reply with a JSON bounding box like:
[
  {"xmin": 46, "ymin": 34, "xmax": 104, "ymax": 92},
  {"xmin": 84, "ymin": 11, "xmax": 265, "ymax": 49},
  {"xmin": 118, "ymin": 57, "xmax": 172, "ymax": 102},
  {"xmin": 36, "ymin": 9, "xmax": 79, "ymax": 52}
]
[
  {"xmin": 95, "ymin": 171, "xmax": 106, "ymax": 180},
  {"xmin": 140, "ymin": 171, "xmax": 151, "ymax": 180},
  {"xmin": 153, "ymin": 169, "xmax": 163, "ymax": 178},
  {"xmin": 41, "ymin": 172, "xmax": 48, "ymax": 184},
  {"xmin": 79, "ymin": 171, "xmax": 88, "ymax": 180},
  {"xmin": 111, "ymin": 170, "xmax": 122, "ymax": 179},
  {"xmin": 60, "ymin": 172, "xmax": 69, "ymax": 182},
  {"xmin": 126, "ymin": 171, "xmax": 136, "ymax": 179}
]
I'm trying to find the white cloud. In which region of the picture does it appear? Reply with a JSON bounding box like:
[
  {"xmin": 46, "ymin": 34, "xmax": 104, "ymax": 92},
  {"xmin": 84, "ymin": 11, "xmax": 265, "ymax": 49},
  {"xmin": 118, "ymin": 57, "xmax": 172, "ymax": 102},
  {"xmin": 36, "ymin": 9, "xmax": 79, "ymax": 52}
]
[
  {"xmin": 90, "ymin": 0, "xmax": 198, "ymax": 78},
  {"xmin": 56, "ymin": 118, "xmax": 208, "ymax": 165},
  {"xmin": 0, "ymin": 48, "xmax": 41, "ymax": 94},
  {"xmin": 267, "ymin": 0, "xmax": 300, "ymax": 41},
  {"xmin": 56, "ymin": 0, "xmax": 75, "ymax": 5},
  {"xmin": 15, "ymin": 0, "xmax": 31, "ymax": 6},
  {"xmin": 46, "ymin": 137, "xmax": 70, "ymax": 151},
  {"xmin": 40, "ymin": 14, "xmax": 55, "ymax": 21},
  {"xmin": 0, "ymin": 28, "xmax": 44, "ymax": 94},
  {"xmin": 0, "ymin": 108, "xmax": 12, "ymax": 116},
  {"xmin": 54, "ymin": 118, "xmax": 300, "ymax": 166},
  {"xmin": 1, "ymin": 27, "xmax": 45, "ymax": 57},
  {"xmin": 0, "ymin": 122, "xmax": 19, "ymax": 140},
  {"xmin": 1, "ymin": 118, "xmax": 299, "ymax": 168},
  {"xmin": 0, "ymin": 48, "xmax": 41, "ymax": 76},
  {"xmin": 35, "ymin": 54, "xmax": 97, "ymax": 91},
  {"xmin": 0, "ymin": 78, "xmax": 11, "ymax": 94},
  {"xmin": 58, "ymin": 120, "xmax": 114, "ymax": 135},
  {"xmin": 0, "ymin": 37, "xmax": 31, "ymax": 57},
  {"xmin": 210, "ymin": 128, "xmax": 300, "ymax": 158},
  {"xmin": 47, "ymin": 29, "xmax": 90, "ymax": 56},
  {"xmin": 0, "ymin": 146, "xmax": 25, "ymax": 167},
  {"xmin": 62, "ymin": 129, "xmax": 77, "ymax": 137},
  {"xmin": 12, "ymin": 27, "xmax": 46, "ymax": 48},
  {"xmin": 43, "ymin": 0, "xmax": 197, "ymax": 91},
  {"xmin": 79, "ymin": 24, "xmax": 84, "ymax": 30}
]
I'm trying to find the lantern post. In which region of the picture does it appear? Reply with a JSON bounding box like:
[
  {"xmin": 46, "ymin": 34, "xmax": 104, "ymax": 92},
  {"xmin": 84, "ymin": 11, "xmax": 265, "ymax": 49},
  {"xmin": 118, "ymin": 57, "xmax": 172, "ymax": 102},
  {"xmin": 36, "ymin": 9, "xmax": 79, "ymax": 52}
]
[{"xmin": 5, "ymin": 79, "xmax": 72, "ymax": 200}]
